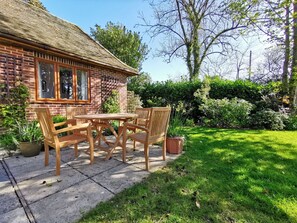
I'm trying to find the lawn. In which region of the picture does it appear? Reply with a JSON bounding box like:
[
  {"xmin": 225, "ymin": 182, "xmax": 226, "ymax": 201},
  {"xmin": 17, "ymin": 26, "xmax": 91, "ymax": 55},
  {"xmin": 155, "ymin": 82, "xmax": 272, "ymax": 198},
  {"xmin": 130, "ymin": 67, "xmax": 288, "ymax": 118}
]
[{"xmin": 79, "ymin": 127, "xmax": 297, "ymax": 223}]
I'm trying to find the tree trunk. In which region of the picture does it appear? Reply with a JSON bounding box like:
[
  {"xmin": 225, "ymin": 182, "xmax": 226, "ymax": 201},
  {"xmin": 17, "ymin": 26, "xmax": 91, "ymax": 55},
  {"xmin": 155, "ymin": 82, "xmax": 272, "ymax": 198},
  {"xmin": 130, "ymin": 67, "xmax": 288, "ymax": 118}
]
[
  {"xmin": 283, "ymin": 4, "xmax": 290, "ymax": 95},
  {"xmin": 290, "ymin": 1, "xmax": 297, "ymax": 110},
  {"xmin": 186, "ymin": 43, "xmax": 194, "ymax": 80}
]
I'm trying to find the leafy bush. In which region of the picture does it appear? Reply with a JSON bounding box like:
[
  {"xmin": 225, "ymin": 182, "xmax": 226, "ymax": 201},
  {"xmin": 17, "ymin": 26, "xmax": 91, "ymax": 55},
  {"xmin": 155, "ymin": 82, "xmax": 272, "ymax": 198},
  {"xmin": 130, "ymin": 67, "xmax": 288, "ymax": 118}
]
[
  {"xmin": 0, "ymin": 133, "xmax": 17, "ymax": 151},
  {"xmin": 284, "ymin": 114, "xmax": 297, "ymax": 130},
  {"xmin": 0, "ymin": 84, "xmax": 30, "ymax": 128},
  {"xmin": 102, "ymin": 90, "xmax": 120, "ymax": 113},
  {"xmin": 199, "ymin": 97, "xmax": 254, "ymax": 128},
  {"xmin": 250, "ymin": 109, "xmax": 286, "ymax": 130},
  {"xmin": 253, "ymin": 93, "xmax": 282, "ymax": 112},
  {"xmin": 52, "ymin": 115, "xmax": 67, "ymax": 123},
  {"xmin": 185, "ymin": 118, "xmax": 195, "ymax": 127},
  {"xmin": 133, "ymin": 79, "xmax": 278, "ymax": 122}
]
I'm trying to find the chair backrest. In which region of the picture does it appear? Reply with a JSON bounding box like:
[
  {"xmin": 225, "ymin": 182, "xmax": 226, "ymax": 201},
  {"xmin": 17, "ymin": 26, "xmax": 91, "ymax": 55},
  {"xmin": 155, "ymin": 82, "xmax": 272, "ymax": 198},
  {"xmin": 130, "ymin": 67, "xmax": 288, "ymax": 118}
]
[
  {"xmin": 135, "ymin": 107, "xmax": 151, "ymax": 127},
  {"xmin": 66, "ymin": 107, "xmax": 87, "ymax": 125},
  {"xmin": 35, "ymin": 108, "xmax": 56, "ymax": 142},
  {"xmin": 147, "ymin": 107, "xmax": 171, "ymax": 141},
  {"xmin": 66, "ymin": 107, "xmax": 87, "ymax": 119}
]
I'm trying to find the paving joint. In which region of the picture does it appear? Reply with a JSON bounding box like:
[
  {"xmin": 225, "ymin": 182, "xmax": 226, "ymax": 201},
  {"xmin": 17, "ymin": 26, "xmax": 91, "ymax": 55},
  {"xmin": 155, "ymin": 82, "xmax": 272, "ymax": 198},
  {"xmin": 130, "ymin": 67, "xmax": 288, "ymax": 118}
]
[
  {"xmin": 68, "ymin": 157, "xmax": 129, "ymax": 195},
  {"xmin": 1, "ymin": 159, "xmax": 36, "ymax": 223}
]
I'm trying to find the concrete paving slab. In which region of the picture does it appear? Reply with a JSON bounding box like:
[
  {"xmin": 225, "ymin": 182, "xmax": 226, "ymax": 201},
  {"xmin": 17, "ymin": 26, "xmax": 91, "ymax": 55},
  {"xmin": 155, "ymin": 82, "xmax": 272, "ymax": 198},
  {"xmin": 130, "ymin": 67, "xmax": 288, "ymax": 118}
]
[
  {"xmin": 92, "ymin": 163, "xmax": 150, "ymax": 194},
  {"xmin": 0, "ymin": 207, "xmax": 29, "ymax": 223},
  {"xmin": 113, "ymin": 145, "xmax": 180, "ymax": 172},
  {"xmin": 0, "ymin": 140, "xmax": 182, "ymax": 223},
  {"xmin": 29, "ymin": 179, "xmax": 113, "ymax": 223},
  {"xmin": 4, "ymin": 154, "xmax": 58, "ymax": 183},
  {"xmin": 69, "ymin": 155, "xmax": 124, "ymax": 178},
  {"xmin": 0, "ymin": 163, "xmax": 9, "ymax": 182},
  {"xmin": 18, "ymin": 167, "xmax": 88, "ymax": 204},
  {"xmin": 0, "ymin": 182, "xmax": 21, "ymax": 215}
]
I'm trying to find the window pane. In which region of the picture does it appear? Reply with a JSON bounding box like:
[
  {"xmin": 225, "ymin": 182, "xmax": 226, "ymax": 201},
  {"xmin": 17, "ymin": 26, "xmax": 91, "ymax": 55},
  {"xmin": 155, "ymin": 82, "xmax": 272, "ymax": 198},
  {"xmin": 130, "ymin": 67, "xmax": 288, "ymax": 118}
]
[
  {"xmin": 38, "ymin": 62, "xmax": 55, "ymax": 98},
  {"xmin": 77, "ymin": 70, "xmax": 88, "ymax": 100},
  {"xmin": 59, "ymin": 67, "xmax": 73, "ymax": 99}
]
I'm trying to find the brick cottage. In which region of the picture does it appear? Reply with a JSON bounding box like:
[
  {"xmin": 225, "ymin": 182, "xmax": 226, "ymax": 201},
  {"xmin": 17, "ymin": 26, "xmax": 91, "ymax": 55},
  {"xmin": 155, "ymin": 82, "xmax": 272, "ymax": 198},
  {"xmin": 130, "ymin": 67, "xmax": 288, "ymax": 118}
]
[{"xmin": 0, "ymin": 0, "xmax": 138, "ymax": 120}]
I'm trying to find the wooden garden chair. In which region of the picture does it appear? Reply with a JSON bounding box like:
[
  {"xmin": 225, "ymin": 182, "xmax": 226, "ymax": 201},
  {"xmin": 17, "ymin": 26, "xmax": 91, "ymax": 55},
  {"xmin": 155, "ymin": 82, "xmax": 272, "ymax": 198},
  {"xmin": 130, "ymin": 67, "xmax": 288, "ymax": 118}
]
[
  {"xmin": 119, "ymin": 107, "xmax": 151, "ymax": 149},
  {"xmin": 66, "ymin": 107, "xmax": 88, "ymax": 126},
  {"xmin": 35, "ymin": 108, "xmax": 94, "ymax": 175},
  {"xmin": 122, "ymin": 107, "xmax": 171, "ymax": 170}
]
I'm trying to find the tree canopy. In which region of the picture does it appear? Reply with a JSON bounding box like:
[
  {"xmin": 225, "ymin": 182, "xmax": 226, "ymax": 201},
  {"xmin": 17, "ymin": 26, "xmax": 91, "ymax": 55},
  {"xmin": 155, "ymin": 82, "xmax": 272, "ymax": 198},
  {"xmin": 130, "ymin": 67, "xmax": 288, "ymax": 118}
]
[
  {"xmin": 91, "ymin": 22, "xmax": 149, "ymax": 71},
  {"xmin": 142, "ymin": 0, "xmax": 247, "ymax": 81}
]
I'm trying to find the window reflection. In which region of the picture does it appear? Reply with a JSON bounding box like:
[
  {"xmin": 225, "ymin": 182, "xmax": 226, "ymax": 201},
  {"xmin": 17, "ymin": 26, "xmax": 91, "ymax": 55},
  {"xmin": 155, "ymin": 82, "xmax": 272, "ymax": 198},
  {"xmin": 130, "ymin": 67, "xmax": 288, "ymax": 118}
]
[
  {"xmin": 77, "ymin": 70, "xmax": 88, "ymax": 100},
  {"xmin": 59, "ymin": 67, "xmax": 73, "ymax": 99},
  {"xmin": 38, "ymin": 62, "xmax": 55, "ymax": 98}
]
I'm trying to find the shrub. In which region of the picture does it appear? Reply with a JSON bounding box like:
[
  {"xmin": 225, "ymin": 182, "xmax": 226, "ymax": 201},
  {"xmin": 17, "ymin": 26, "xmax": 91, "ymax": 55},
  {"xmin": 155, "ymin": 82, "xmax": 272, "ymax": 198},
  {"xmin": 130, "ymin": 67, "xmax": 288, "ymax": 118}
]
[
  {"xmin": 284, "ymin": 114, "xmax": 297, "ymax": 130},
  {"xmin": 250, "ymin": 109, "xmax": 286, "ymax": 130},
  {"xmin": 102, "ymin": 90, "xmax": 120, "ymax": 113},
  {"xmin": 52, "ymin": 115, "xmax": 67, "ymax": 123},
  {"xmin": 133, "ymin": 79, "xmax": 278, "ymax": 122},
  {"xmin": 185, "ymin": 118, "xmax": 195, "ymax": 127},
  {"xmin": 199, "ymin": 97, "xmax": 253, "ymax": 128},
  {"xmin": 0, "ymin": 84, "xmax": 30, "ymax": 128},
  {"xmin": 0, "ymin": 133, "xmax": 17, "ymax": 151}
]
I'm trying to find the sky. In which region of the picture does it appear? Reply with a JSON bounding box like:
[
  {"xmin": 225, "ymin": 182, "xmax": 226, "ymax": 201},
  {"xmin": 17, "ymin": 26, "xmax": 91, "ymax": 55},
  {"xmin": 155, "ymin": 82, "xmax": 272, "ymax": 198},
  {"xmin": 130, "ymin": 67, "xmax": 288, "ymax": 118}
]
[{"xmin": 41, "ymin": 0, "xmax": 187, "ymax": 82}]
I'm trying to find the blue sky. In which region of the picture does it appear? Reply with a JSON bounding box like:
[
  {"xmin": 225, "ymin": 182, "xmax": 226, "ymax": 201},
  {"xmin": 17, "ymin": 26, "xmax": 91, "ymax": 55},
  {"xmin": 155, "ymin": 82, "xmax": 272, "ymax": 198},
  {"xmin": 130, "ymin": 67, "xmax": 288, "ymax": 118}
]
[{"xmin": 41, "ymin": 0, "xmax": 187, "ymax": 82}]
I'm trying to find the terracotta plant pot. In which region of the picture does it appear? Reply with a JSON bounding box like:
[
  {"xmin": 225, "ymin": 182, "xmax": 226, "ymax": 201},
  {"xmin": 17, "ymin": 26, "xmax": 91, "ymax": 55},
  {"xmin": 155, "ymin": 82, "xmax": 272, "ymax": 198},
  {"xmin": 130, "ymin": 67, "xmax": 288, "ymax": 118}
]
[
  {"xmin": 166, "ymin": 137, "xmax": 184, "ymax": 154},
  {"xmin": 19, "ymin": 142, "xmax": 41, "ymax": 157}
]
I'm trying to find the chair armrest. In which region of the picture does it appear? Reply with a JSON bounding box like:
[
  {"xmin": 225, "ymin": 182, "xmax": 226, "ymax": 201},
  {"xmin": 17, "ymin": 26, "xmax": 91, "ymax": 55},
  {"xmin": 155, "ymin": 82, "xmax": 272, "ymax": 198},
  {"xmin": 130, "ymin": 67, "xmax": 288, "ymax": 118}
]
[
  {"xmin": 54, "ymin": 121, "xmax": 67, "ymax": 128},
  {"xmin": 124, "ymin": 123, "xmax": 148, "ymax": 132},
  {"xmin": 53, "ymin": 123, "xmax": 90, "ymax": 135}
]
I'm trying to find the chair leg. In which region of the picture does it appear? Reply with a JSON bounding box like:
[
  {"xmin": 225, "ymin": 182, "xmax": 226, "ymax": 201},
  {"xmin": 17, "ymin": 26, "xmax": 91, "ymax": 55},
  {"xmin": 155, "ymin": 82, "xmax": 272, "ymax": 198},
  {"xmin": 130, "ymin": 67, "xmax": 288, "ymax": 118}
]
[
  {"xmin": 144, "ymin": 143, "xmax": 149, "ymax": 171},
  {"xmin": 122, "ymin": 130, "xmax": 127, "ymax": 162},
  {"xmin": 44, "ymin": 143, "xmax": 49, "ymax": 166},
  {"xmin": 87, "ymin": 128, "xmax": 94, "ymax": 164},
  {"xmin": 55, "ymin": 145, "xmax": 61, "ymax": 176},
  {"xmin": 133, "ymin": 129, "xmax": 136, "ymax": 149},
  {"xmin": 74, "ymin": 144, "xmax": 78, "ymax": 158},
  {"xmin": 133, "ymin": 140, "xmax": 136, "ymax": 149},
  {"xmin": 162, "ymin": 139, "xmax": 166, "ymax": 161}
]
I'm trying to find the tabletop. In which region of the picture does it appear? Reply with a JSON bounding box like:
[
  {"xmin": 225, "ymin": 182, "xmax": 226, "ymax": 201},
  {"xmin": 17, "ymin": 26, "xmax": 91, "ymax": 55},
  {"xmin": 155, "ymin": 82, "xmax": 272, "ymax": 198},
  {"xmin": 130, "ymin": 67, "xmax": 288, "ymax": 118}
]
[{"xmin": 75, "ymin": 113, "xmax": 138, "ymax": 120}]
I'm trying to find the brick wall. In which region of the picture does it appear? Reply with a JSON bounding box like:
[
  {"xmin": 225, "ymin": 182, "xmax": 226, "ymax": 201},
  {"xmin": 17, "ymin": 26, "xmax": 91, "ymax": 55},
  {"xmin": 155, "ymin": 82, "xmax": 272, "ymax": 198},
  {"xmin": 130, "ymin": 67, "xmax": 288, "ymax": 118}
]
[{"xmin": 0, "ymin": 41, "xmax": 129, "ymax": 121}]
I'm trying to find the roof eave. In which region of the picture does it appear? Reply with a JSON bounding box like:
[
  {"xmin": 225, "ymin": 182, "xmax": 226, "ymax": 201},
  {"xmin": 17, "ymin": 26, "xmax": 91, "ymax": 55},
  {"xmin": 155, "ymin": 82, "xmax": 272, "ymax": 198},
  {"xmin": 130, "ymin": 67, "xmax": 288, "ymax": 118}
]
[{"xmin": 0, "ymin": 33, "xmax": 139, "ymax": 76}]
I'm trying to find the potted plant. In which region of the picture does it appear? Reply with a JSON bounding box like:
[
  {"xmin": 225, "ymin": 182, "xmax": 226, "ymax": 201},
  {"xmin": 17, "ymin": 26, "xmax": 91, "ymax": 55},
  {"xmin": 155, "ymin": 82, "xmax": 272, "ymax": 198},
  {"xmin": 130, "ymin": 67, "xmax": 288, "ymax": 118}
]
[
  {"xmin": 12, "ymin": 120, "xmax": 43, "ymax": 157},
  {"xmin": 166, "ymin": 116, "xmax": 184, "ymax": 154}
]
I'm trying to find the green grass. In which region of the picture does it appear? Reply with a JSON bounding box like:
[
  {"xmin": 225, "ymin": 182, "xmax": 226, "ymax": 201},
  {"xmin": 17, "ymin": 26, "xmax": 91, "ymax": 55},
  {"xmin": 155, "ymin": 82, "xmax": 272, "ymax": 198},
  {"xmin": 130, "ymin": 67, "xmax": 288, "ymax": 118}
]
[{"xmin": 79, "ymin": 127, "xmax": 297, "ymax": 223}]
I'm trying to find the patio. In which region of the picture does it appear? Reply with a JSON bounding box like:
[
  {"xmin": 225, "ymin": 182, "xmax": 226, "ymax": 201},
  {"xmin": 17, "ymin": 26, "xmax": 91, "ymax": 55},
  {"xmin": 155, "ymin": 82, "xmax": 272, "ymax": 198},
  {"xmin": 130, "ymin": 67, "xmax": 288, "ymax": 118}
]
[{"xmin": 0, "ymin": 139, "xmax": 180, "ymax": 223}]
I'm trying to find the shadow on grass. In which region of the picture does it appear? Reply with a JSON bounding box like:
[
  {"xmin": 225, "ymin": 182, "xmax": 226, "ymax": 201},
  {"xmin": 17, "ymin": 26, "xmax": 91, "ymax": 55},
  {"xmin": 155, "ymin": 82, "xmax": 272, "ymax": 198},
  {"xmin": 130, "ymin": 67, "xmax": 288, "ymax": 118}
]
[{"xmin": 80, "ymin": 127, "xmax": 297, "ymax": 223}]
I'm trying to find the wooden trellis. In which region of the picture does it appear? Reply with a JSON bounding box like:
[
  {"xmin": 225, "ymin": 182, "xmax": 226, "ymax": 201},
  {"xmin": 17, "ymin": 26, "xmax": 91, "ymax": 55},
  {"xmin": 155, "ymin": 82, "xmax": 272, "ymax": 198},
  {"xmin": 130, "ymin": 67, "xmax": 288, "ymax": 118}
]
[
  {"xmin": 101, "ymin": 75, "xmax": 119, "ymax": 103},
  {"xmin": 0, "ymin": 54, "xmax": 24, "ymax": 99}
]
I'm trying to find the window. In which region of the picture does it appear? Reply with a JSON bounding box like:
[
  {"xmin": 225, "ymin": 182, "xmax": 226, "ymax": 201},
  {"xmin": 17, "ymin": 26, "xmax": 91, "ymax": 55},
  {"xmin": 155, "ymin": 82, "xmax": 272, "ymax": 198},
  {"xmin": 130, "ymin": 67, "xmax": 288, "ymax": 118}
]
[
  {"xmin": 77, "ymin": 70, "xmax": 88, "ymax": 100},
  {"xmin": 36, "ymin": 60, "xmax": 90, "ymax": 102},
  {"xmin": 38, "ymin": 62, "xmax": 55, "ymax": 99},
  {"xmin": 59, "ymin": 67, "xmax": 73, "ymax": 99}
]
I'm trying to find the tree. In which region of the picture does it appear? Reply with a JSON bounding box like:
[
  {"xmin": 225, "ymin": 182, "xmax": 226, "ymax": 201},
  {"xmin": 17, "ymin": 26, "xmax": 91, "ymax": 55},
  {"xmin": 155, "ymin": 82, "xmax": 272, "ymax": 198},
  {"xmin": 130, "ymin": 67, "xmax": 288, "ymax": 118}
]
[
  {"xmin": 24, "ymin": 0, "xmax": 47, "ymax": 11},
  {"xmin": 141, "ymin": 0, "xmax": 246, "ymax": 81},
  {"xmin": 127, "ymin": 72, "xmax": 152, "ymax": 93},
  {"xmin": 252, "ymin": 47, "xmax": 284, "ymax": 83},
  {"xmin": 290, "ymin": 0, "xmax": 297, "ymax": 109},
  {"xmin": 91, "ymin": 22, "xmax": 149, "ymax": 70},
  {"xmin": 229, "ymin": 0, "xmax": 297, "ymax": 109}
]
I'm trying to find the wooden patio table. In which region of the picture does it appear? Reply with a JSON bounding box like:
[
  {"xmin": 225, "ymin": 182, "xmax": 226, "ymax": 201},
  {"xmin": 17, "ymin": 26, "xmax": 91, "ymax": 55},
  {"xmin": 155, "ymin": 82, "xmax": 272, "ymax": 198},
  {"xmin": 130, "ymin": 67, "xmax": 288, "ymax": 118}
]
[{"xmin": 75, "ymin": 113, "xmax": 138, "ymax": 160}]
